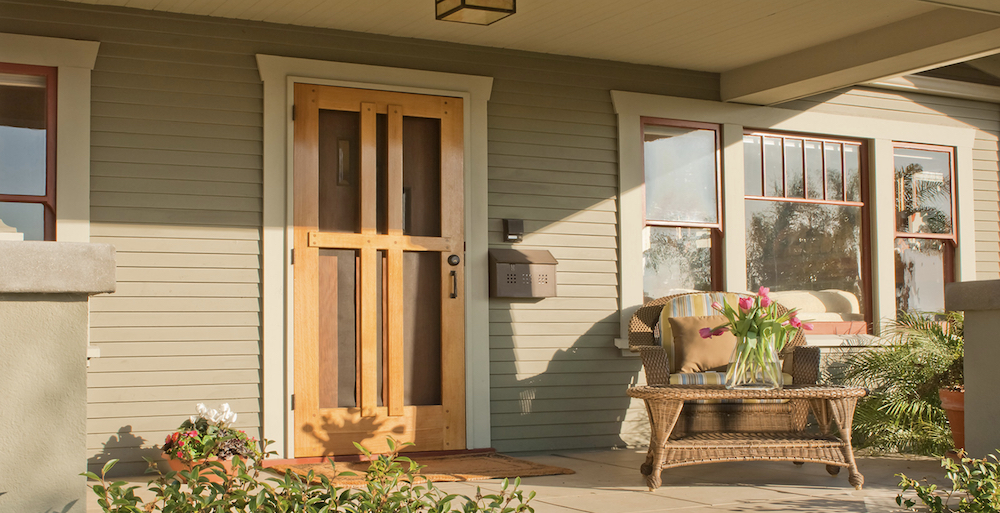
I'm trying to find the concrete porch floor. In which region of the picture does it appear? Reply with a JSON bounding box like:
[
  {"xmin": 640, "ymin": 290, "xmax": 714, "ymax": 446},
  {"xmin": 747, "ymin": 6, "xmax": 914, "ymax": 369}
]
[{"xmin": 86, "ymin": 449, "xmax": 947, "ymax": 512}]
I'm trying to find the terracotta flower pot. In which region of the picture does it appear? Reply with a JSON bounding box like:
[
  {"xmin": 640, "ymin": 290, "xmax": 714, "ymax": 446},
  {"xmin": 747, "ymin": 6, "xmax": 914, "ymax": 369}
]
[
  {"xmin": 939, "ymin": 388, "xmax": 965, "ymax": 452},
  {"xmin": 162, "ymin": 452, "xmax": 238, "ymax": 483}
]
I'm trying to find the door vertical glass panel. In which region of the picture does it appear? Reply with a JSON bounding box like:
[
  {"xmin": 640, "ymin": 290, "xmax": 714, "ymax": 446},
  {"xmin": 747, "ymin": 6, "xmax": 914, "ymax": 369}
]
[
  {"xmin": 404, "ymin": 251, "xmax": 442, "ymax": 405},
  {"xmin": 402, "ymin": 117, "xmax": 441, "ymax": 237}
]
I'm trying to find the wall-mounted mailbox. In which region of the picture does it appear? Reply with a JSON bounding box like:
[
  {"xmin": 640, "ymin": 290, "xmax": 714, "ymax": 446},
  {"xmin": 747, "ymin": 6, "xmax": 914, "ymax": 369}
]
[{"xmin": 489, "ymin": 248, "xmax": 558, "ymax": 298}]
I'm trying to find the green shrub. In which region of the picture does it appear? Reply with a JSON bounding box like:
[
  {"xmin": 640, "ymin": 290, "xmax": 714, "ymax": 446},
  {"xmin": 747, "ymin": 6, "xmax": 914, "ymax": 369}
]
[
  {"xmin": 84, "ymin": 438, "xmax": 535, "ymax": 513},
  {"xmin": 841, "ymin": 311, "xmax": 963, "ymax": 455},
  {"xmin": 897, "ymin": 451, "xmax": 1000, "ymax": 512}
]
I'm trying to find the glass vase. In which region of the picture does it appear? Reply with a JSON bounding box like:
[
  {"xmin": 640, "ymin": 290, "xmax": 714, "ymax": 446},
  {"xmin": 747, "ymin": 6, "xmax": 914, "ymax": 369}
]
[{"xmin": 724, "ymin": 333, "xmax": 783, "ymax": 390}]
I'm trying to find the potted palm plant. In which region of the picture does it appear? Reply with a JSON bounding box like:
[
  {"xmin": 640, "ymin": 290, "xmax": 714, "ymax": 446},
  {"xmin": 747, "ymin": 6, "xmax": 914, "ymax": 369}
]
[{"xmin": 841, "ymin": 311, "xmax": 964, "ymax": 455}]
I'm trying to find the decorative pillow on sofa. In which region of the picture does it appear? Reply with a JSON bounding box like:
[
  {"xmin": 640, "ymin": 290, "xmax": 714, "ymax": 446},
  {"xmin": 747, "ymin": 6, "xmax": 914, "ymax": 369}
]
[{"xmin": 667, "ymin": 315, "xmax": 736, "ymax": 373}]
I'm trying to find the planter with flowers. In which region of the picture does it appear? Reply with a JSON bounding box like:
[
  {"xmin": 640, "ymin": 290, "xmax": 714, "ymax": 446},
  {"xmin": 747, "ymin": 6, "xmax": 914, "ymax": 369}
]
[
  {"xmin": 700, "ymin": 287, "xmax": 813, "ymax": 390},
  {"xmin": 161, "ymin": 402, "xmax": 261, "ymax": 482}
]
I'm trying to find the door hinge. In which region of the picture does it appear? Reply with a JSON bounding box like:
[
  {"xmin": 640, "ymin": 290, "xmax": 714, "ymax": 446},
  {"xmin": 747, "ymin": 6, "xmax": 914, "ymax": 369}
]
[
  {"xmin": 290, "ymin": 248, "xmax": 294, "ymax": 265},
  {"xmin": 291, "ymin": 104, "xmax": 296, "ymax": 121},
  {"xmin": 290, "ymin": 394, "xmax": 295, "ymax": 411}
]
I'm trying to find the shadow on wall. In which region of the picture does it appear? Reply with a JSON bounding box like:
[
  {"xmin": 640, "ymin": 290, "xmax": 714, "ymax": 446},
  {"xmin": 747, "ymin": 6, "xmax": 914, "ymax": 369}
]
[
  {"xmin": 88, "ymin": 425, "xmax": 162, "ymax": 477},
  {"xmin": 489, "ymin": 308, "xmax": 645, "ymax": 453}
]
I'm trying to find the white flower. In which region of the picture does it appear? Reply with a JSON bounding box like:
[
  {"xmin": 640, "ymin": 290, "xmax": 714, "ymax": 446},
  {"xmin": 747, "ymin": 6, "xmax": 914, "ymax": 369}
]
[
  {"xmin": 218, "ymin": 403, "xmax": 237, "ymax": 427},
  {"xmin": 191, "ymin": 402, "xmax": 238, "ymax": 427}
]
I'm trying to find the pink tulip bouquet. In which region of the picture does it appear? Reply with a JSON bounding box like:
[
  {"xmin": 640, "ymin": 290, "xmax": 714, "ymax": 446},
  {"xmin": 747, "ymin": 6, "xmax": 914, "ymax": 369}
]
[{"xmin": 700, "ymin": 287, "xmax": 813, "ymax": 389}]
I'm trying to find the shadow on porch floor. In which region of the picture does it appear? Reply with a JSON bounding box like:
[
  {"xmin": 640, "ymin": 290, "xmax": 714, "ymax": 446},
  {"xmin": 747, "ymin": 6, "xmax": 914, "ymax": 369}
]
[{"xmin": 86, "ymin": 448, "xmax": 946, "ymax": 513}]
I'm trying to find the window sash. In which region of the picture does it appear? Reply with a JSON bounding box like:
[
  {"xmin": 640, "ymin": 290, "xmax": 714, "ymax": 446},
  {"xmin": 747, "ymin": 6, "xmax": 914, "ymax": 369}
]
[
  {"xmin": 641, "ymin": 118, "xmax": 723, "ymax": 294},
  {"xmin": 744, "ymin": 130, "xmax": 873, "ymax": 331},
  {"xmin": 0, "ymin": 61, "xmax": 57, "ymax": 240}
]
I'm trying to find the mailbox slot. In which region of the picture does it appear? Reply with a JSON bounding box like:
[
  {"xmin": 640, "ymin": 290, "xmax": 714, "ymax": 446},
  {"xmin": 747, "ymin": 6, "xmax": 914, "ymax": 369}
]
[{"xmin": 489, "ymin": 248, "xmax": 558, "ymax": 298}]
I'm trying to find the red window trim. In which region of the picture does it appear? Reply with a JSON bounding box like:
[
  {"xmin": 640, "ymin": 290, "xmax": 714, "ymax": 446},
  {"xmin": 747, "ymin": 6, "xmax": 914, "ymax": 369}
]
[
  {"xmin": 892, "ymin": 141, "xmax": 958, "ymax": 302},
  {"xmin": 0, "ymin": 62, "xmax": 57, "ymax": 240},
  {"xmin": 892, "ymin": 142, "xmax": 957, "ymax": 243},
  {"xmin": 640, "ymin": 117, "xmax": 724, "ymax": 290},
  {"xmin": 742, "ymin": 129, "xmax": 874, "ymax": 333}
]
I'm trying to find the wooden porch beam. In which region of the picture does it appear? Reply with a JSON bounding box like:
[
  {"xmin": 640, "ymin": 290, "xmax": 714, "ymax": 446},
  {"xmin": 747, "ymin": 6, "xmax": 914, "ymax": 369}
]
[
  {"xmin": 913, "ymin": 0, "xmax": 1000, "ymax": 16},
  {"xmin": 720, "ymin": 8, "xmax": 1000, "ymax": 106},
  {"xmin": 966, "ymin": 54, "xmax": 1000, "ymax": 79}
]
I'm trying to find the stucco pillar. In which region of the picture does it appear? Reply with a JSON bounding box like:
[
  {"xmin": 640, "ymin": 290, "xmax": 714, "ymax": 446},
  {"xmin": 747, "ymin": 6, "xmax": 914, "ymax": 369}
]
[
  {"xmin": 945, "ymin": 279, "xmax": 1000, "ymax": 459},
  {"xmin": 0, "ymin": 242, "xmax": 115, "ymax": 513}
]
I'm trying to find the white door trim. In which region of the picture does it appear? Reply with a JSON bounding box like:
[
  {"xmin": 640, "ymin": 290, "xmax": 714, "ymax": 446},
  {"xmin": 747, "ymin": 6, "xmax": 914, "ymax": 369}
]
[{"xmin": 256, "ymin": 54, "xmax": 493, "ymax": 458}]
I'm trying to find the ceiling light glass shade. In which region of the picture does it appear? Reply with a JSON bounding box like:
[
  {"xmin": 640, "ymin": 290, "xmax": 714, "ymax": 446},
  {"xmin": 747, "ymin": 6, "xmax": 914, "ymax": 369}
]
[{"xmin": 436, "ymin": 0, "xmax": 515, "ymax": 25}]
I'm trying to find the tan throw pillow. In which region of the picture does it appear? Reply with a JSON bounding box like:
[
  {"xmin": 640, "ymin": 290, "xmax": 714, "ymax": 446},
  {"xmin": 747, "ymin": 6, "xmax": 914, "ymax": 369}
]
[{"xmin": 668, "ymin": 315, "xmax": 737, "ymax": 373}]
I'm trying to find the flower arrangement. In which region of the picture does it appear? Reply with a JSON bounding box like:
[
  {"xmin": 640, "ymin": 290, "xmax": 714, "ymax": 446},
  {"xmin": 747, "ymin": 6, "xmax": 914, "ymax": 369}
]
[
  {"xmin": 700, "ymin": 287, "xmax": 813, "ymax": 389},
  {"xmin": 161, "ymin": 403, "xmax": 260, "ymax": 463}
]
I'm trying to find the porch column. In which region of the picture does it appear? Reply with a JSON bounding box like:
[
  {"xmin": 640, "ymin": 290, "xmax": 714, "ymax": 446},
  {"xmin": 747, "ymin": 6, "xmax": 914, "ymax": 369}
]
[
  {"xmin": 945, "ymin": 279, "xmax": 1000, "ymax": 458},
  {"xmin": 0, "ymin": 241, "xmax": 115, "ymax": 513}
]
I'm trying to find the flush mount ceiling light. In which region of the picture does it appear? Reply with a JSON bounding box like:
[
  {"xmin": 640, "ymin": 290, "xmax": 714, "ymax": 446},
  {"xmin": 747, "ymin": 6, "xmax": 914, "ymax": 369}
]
[{"xmin": 435, "ymin": 0, "xmax": 515, "ymax": 25}]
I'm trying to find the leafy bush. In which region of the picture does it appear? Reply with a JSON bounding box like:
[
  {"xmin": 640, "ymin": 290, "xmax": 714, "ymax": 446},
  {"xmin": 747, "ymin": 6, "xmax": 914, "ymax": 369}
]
[
  {"xmin": 84, "ymin": 438, "xmax": 535, "ymax": 513},
  {"xmin": 897, "ymin": 451, "xmax": 1000, "ymax": 512},
  {"xmin": 841, "ymin": 311, "xmax": 963, "ymax": 455}
]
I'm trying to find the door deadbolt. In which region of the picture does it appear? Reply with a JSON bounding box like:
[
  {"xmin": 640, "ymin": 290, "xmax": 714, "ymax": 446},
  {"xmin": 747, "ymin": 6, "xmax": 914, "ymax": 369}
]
[{"xmin": 448, "ymin": 255, "xmax": 461, "ymax": 266}]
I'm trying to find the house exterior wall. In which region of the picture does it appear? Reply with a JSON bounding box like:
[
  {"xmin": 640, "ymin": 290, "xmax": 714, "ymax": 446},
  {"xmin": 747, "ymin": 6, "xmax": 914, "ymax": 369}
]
[
  {"xmin": 0, "ymin": 0, "xmax": 996, "ymax": 474},
  {"xmin": 0, "ymin": 0, "xmax": 716, "ymax": 473}
]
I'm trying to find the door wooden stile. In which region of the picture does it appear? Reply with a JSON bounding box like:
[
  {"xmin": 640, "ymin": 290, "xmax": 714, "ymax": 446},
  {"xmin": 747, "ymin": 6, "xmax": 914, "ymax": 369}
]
[{"xmin": 293, "ymin": 84, "xmax": 465, "ymax": 457}]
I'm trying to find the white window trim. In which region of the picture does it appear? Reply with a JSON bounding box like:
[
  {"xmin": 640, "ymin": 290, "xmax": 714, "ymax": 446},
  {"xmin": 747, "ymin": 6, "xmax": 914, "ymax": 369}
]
[
  {"xmin": 256, "ymin": 54, "xmax": 493, "ymax": 458},
  {"xmin": 0, "ymin": 33, "xmax": 99, "ymax": 242},
  {"xmin": 611, "ymin": 90, "xmax": 978, "ymax": 351}
]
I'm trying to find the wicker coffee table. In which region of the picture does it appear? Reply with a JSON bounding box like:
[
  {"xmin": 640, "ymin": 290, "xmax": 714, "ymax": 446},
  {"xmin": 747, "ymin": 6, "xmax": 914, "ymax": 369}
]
[{"xmin": 627, "ymin": 384, "xmax": 867, "ymax": 491}]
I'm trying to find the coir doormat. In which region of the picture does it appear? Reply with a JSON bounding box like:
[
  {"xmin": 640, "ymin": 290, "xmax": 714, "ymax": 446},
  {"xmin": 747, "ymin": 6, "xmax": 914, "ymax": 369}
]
[{"xmin": 266, "ymin": 452, "xmax": 575, "ymax": 487}]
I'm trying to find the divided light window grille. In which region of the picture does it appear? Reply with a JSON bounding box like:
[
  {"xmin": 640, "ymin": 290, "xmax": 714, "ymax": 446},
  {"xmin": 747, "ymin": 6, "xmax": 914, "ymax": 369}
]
[{"xmin": 743, "ymin": 132, "xmax": 871, "ymax": 333}]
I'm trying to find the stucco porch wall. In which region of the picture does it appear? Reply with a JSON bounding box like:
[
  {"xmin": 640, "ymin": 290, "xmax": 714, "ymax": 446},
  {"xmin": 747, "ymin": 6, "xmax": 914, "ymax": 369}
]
[
  {"xmin": 1, "ymin": 0, "xmax": 996, "ymax": 475},
  {"xmin": 0, "ymin": 242, "xmax": 115, "ymax": 513}
]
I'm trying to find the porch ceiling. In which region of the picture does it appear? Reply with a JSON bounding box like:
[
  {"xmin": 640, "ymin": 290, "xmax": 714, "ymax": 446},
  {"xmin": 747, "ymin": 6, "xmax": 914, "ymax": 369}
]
[{"xmin": 60, "ymin": 0, "xmax": 1000, "ymax": 104}]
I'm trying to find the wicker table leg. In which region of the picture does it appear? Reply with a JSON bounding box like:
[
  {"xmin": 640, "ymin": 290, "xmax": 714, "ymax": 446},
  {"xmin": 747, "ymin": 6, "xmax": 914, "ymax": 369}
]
[
  {"xmin": 829, "ymin": 397, "xmax": 864, "ymax": 490},
  {"xmin": 644, "ymin": 398, "xmax": 684, "ymax": 491},
  {"xmin": 640, "ymin": 400, "xmax": 655, "ymax": 476}
]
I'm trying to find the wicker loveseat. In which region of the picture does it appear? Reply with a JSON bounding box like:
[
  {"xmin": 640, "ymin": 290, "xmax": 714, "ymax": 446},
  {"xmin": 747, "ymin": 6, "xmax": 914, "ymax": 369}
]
[{"xmin": 628, "ymin": 291, "xmax": 821, "ymax": 438}]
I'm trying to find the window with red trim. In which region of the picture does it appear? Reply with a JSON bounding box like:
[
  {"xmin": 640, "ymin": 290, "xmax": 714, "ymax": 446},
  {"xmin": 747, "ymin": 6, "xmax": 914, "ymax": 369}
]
[
  {"xmin": 640, "ymin": 118, "xmax": 722, "ymax": 303},
  {"xmin": 893, "ymin": 143, "xmax": 956, "ymax": 313},
  {"xmin": 743, "ymin": 131, "xmax": 871, "ymax": 334},
  {"xmin": 0, "ymin": 62, "xmax": 56, "ymax": 241}
]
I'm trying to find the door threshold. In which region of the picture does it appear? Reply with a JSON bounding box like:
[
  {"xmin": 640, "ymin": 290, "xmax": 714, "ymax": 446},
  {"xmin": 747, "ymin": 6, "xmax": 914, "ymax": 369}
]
[{"xmin": 264, "ymin": 447, "xmax": 495, "ymax": 466}]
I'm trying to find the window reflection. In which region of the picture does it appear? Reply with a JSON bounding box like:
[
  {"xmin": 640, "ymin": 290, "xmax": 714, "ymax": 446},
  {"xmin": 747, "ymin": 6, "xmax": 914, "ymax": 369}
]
[
  {"xmin": 643, "ymin": 226, "xmax": 713, "ymax": 302},
  {"xmin": 0, "ymin": 67, "xmax": 51, "ymax": 240},
  {"xmin": 895, "ymin": 148, "xmax": 952, "ymax": 235},
  {"xmin": 642, "ymin": 120, "xmax": 721, "ymax": 301},
  {"xmin": 644, "ymin": 125, "xmax": 718, "ymax": 224},
  {"xmin": 745, "ymin": 200, "xmax": 864, "ymax": 314},
  {"xmin": 0, "ymin": 73, "xmax": 47, "ymax": 197},
  {"xmin": 895, "ymin": 238, "xmax": 946, "ymax": 313}
]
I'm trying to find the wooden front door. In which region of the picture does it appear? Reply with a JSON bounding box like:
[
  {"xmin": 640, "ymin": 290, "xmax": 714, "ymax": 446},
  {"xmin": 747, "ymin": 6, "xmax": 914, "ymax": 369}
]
[{"xmin": 292, "ymin": 84, "xmax": 465, "ymax": 456}]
